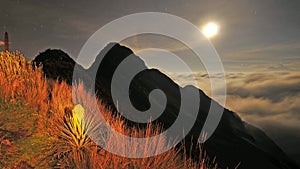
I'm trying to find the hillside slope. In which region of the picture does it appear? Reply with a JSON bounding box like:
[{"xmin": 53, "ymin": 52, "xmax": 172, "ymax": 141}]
[{"xmin": 33, "ymin": 44, "xmax": 299, "ymax": 169}]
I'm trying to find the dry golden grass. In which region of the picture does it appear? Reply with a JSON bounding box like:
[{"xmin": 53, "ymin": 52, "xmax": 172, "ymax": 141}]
[
  {"xmin": 0, "ymin": 51, "xmax": 48, "ymax": 114},
  {"xmin": 0, "ymin": 51, "xmax": 49, "ymax": 133},
  {"xmin": 0, "ymin": 51, "xmax": 221, "ymax": 169}
]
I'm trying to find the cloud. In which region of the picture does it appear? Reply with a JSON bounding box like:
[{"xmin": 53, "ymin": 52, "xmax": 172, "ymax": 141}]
[
  {"xmin": 236, "ymin": 42, "xmax": 300, "ymax": 55},
  {"xmin": 170, "ymin": 71, "xmax": 300, "ymax": 156},
  {"xmin": 66, "ymin": 19, "xmax": 99, "ymax": 35},
  {"xmin": 226, "ymin": 72, "xmax": 300, "ymax": 102},
  {"xmin": 221, "ymin": 42, "xmax": 300, "ymax": 72},
  {"xmin": 267, "ymin": 63, "xmax": 289, "ymax": 71},
  {"xmin": 172, "ymin": 72, "xmax": 300, "ymax": 122},
  {"xmin": 225, "ymin": 42, "xmax": 300, "ymax": 59}
]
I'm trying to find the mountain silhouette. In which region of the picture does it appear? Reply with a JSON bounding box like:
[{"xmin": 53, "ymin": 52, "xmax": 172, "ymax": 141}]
[
  {"xmin": 33, "ymin": 43, "xmax": 299, "ymax": 169},
  {"xmin": 34, "ymin": 49, "xmax": 76, "ymax": 84}
]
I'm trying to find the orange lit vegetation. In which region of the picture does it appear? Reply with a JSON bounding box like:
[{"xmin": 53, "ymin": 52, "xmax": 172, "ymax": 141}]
[
  {"xmin": 0, "ymin": 51, "xmax": 48, "ymax": 119},
  {"xmin": 0, "ymin": 51, "xmax": 220, "ymax": 168}
]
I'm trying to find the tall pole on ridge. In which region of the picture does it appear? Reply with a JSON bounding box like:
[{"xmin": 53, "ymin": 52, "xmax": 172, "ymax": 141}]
[{"xmin": 4, "ymin": 32, "xmax": 9, "ymax": 51}]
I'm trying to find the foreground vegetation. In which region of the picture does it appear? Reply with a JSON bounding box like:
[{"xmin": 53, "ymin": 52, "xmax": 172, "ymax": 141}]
[{"xmin": 0, "ymin": 51, "xmax": 219, "ymax": 168}]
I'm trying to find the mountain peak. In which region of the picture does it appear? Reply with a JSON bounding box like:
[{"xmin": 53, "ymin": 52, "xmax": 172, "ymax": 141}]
[
  {"xmin": 89, "ymin": 42, "xmax": 134, "ymax": 71},
  {"xmin": 33, "ymin": 49, "xmax": 78, "ymax": 84},
  {"xmin": 34, "ymin": 49, "xmax": 74, "ymax": 64},
  {"xmin": 33, "ymin": 44, "xmax": 299, "ymax": 169}
]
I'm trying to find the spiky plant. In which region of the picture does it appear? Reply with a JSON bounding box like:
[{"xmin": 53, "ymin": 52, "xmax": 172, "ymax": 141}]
[{"xmin": 53, "ymin": 104, "xmax": 100, "ymax": 169}]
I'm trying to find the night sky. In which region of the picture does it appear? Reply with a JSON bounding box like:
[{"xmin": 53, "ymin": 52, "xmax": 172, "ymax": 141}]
[
  {"xmin": 1, "ymin": 0, "xmax": 300, "ymax": 164},
  {"xmin": 1, "ymin": 0, "xmax": 300, "ymax": 71}
]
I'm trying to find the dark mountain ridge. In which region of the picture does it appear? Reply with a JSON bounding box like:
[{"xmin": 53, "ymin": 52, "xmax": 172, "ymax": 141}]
[{"xmin": 33, "ymin": 43, "xmax": 299, "ymax": 169}]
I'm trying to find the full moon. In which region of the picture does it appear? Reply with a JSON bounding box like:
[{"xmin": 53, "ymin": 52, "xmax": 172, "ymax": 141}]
[{"xmin": 202, "ymin": 22, "xmax": 219, "ymax": 38}]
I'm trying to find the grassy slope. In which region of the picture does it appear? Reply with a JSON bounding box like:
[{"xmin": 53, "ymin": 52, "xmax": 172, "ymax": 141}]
[{"xmin": 0, "ymin": 51, "xmax": 218, "ymax": 169}]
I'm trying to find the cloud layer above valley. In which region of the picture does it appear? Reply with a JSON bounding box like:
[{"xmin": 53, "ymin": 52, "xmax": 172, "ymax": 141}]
[{"xmin": 170, "ymin": 71, "xmax": 300, "ymax": 155}]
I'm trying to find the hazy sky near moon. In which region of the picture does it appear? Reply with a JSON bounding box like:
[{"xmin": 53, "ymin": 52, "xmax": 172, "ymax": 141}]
[{"xmin": 1, "ymin": 0, "xmax": 300, "ymax": 72}]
